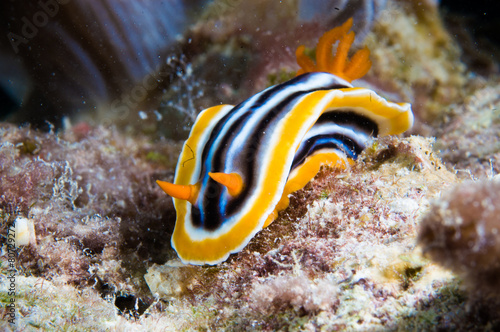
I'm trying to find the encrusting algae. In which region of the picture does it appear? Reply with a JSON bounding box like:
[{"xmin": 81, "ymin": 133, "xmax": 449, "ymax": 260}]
[
  {"xmin": 419, "ymin": 177, "xmax": 500, "ymax": 320},
  {"xmin": 145, "ymin": 135, "xmax": 468, "ymax": 330}
]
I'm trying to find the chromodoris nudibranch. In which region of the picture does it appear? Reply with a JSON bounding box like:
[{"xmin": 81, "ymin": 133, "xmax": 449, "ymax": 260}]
[{"xmin": 157, "ymin": 18, "xmax": 413, "ymax": 265}]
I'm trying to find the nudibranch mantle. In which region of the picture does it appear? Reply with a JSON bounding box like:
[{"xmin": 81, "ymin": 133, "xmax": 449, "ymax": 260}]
[{"xmin": 157, "ymin": 18, "xmax": 414, "ymax": 265}]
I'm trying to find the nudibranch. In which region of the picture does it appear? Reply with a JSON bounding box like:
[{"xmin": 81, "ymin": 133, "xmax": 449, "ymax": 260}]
[{"xmin": 157, "ymin": 18, "xmax": 413, "ymax": 265}]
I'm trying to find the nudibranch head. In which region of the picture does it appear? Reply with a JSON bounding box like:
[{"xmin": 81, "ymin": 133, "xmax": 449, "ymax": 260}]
[
  {"xmin": 295, "ymin": 17, "xmax": 372, "ymax": 82},
  {"xmin": 157, "ymin": 18, "xmax": 413, "ymax": 265}
]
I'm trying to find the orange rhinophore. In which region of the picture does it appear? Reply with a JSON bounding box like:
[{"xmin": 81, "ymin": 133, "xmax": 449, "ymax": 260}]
[
  {"xmin": 208, "ymin": 172, "xmax": 244, "ymax": 197},
  {"xmin": 156, "ymin": 180, "xmax": 200, "ymax": 205}
]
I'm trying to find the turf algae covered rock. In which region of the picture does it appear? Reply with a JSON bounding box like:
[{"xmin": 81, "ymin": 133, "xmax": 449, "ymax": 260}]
[{"xmin": 419, "ymin": 178, "xmax": 500, "ymax": 301}]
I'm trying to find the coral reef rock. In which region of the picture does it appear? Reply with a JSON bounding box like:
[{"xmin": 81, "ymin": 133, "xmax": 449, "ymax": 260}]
[
  {"xmin": 435, "ymin": 81, "xmax": 500, "ymax": 179},
  {"xmin": 418, "ymin": 178, "xmax": 500, "ymax": 300}
]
